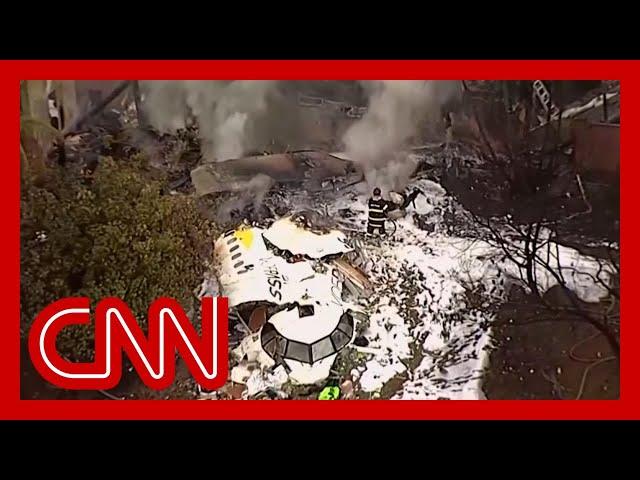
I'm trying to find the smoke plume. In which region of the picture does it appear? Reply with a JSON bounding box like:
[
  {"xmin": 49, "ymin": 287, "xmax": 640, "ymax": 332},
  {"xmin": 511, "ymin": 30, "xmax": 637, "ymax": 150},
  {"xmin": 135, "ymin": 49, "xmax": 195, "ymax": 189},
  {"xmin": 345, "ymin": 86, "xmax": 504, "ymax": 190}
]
[
  {"xmin": 343, "ymin": 80, "xmax": 461, "ymax": 194},
  {"xmin": 141, "ymin": 80, "xmax": 277, "ymax": 161}
]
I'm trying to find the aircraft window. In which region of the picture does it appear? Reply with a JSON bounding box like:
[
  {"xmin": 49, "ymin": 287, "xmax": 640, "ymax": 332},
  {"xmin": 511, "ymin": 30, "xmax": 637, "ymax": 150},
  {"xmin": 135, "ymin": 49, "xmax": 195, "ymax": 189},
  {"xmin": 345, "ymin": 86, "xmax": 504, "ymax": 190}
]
[
  {"xmin": 330, "ymin": 330, "xmax": 350, "ymax": 350},
  {"xmin": 337, "ymin": 312, "xmax": 354, "ymax": 338},
  {"xmin": 286, "ymin": 341, "xmax": 312, "ymax": 364},
  {"xmin": 259, "ymin": 311, "xmax": 355, "ymax": 364},
  {"xmin": 311, "ymin": 337, "xmax": 335, "ymax": 362},
  {"xmin": 261, "ymin": 324, "xmax": 277, "ymax": 345},
  {"xmin": 274, "ymin": 337, "xmax": 287, "ymax": 357},
  {"xmin": 298, "ymin": 305, "xmax": 315, "ymax": 317},
  {"xmin": 262, "ymin": 338, "xmax": 277, "ymax": 357}
]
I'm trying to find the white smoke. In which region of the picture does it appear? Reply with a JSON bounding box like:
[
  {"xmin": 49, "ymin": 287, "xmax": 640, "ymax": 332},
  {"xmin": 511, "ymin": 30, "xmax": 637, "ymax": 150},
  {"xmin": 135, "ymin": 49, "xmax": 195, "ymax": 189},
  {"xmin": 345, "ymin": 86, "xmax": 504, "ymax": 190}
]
[
  {"xmin": 141, "ymin": 81, "xmax": 190, "ymax": 132},
  {"xmin": 141, "ymin": 80, "xmax": 277, "ymax": 161},
  {"xmin": 212, "ymin": 112, "xmax": 248, "ymax": 160},
  {"xmin": 139, "ymin": 80, "xmax": 462, "ymax": 205},
  {"xmin": 343, "ymin": 80, "xmax": 461, "ymax": 194},
  {"xmin": 363, "ymin": 152, "xmax": 423, "ymax": 194}
]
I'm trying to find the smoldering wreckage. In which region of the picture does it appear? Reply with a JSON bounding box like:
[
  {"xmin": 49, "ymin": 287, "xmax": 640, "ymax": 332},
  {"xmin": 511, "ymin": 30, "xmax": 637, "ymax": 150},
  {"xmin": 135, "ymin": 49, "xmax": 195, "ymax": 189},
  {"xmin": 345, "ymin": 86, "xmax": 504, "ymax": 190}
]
[
  {"xmin": 39, "ymin": 80, "xmax": 619, "ymax": 400},
  {"xmin": 198, "ymin": 162, "xmax": 426, "ymax": 399}
]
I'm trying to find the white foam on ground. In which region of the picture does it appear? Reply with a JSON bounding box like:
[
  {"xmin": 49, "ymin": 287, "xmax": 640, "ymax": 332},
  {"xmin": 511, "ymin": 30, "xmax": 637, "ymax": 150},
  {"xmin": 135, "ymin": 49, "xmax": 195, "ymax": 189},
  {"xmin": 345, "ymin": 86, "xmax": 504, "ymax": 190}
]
[
  {"xmin": 213, "ymin": 173, "xmax": 613, "ymax": 399},
  {"xmin": 322, "ymin": 177, "xmax": 611, "ymax": 399}
]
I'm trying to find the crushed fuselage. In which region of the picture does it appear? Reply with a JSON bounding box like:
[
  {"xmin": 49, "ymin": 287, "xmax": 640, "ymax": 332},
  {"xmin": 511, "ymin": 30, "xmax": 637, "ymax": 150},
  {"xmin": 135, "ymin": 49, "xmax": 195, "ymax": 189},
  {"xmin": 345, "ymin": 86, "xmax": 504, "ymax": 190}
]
[{"xmin": 212, "ymin": 215, "xmax": 370, "ymax": 388}]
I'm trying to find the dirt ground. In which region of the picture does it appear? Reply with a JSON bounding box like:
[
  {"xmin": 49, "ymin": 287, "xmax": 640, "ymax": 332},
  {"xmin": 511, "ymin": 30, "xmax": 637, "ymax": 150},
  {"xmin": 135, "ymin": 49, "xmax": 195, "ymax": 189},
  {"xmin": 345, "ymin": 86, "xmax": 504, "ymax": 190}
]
[
  {"xmin": 483, "ymin": 288, "xmax": 619, "ymax": 400},
  {"xmin": 441, "ymin": 158, "xmax": 620, "ymax": 400}
]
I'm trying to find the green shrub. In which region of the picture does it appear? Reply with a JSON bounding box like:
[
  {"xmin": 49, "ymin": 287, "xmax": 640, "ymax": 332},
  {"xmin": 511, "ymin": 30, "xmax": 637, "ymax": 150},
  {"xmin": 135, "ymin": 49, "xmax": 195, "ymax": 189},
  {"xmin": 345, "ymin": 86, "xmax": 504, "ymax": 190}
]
[{"xmin": 21, "ymin": 156, "xmax": 215, "ymax": 361}]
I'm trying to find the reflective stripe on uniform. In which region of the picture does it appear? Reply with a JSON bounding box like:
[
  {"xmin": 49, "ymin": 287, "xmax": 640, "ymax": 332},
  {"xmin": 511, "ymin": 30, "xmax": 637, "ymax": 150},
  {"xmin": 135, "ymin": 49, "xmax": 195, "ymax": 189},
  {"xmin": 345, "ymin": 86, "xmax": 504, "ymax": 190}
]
[{"xmin": 368, "ymin": 197, "xmax": 388, "ymax": 229}]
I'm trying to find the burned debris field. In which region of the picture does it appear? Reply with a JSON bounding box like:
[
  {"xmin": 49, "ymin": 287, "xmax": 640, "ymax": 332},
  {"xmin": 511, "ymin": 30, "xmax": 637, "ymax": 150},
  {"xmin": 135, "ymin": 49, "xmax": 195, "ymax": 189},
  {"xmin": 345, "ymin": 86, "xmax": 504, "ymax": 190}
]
[{"xmin": 20, "ymin": 80, "xmax": 620, "ymax": 400}]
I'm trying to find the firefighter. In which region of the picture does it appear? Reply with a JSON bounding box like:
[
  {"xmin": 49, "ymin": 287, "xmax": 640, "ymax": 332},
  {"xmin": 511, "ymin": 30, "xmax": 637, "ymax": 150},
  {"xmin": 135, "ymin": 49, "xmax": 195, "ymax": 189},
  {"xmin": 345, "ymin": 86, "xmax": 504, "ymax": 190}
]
[{"xmin": 367, "ymin": 187, "xmax": 389, "ymax": 235}]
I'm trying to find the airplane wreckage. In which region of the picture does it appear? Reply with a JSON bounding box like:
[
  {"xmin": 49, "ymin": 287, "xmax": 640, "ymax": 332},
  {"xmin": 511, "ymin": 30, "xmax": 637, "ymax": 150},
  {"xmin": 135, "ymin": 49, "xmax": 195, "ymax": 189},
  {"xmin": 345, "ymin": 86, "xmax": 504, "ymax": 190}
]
[
  {"xmin": 189, "ymin": 146, "xmax": 437, "ymax": 197},
  {"xmin": 191, "ymin": 149, "xmax": 366, "ymax": 196},
  {"xmin": 213, "ymin": 214, "xmax": 372, "ymax": 387},
  {"xmin": 195, "ymin": 150, "xmax": 427, "ymax": 390},
  {"xmin": 207, "ymin": 196, "xmax": 423, "ymax": 393},
  {"xmin": 185, "ymin": 145, "xmax": 436, "ymax": 390}
]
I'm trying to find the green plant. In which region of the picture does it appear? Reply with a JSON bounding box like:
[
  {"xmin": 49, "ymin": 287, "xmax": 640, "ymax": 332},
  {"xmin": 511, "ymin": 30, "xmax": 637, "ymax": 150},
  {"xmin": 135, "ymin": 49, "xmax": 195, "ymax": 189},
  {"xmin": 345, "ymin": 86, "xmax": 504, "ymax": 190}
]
[{"xmin": 21, "ymin": 156, "xmax": 215, "ymax": 361}]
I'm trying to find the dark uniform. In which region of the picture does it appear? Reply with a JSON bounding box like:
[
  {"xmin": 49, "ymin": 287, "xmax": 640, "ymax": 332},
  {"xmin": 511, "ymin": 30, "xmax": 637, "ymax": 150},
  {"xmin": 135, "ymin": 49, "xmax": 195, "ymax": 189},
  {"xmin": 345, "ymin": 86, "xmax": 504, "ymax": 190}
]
[{"xmin": 367, "ymin": 195, "xmax": 389, "ymax": 234}]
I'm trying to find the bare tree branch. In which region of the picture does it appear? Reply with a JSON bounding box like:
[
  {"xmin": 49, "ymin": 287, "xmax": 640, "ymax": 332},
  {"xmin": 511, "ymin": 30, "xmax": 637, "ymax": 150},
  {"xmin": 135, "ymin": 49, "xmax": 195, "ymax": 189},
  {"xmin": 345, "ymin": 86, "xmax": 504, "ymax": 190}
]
[{"xmin": 63, "ymin": 81, "xmax": 132, "ymax": 136}]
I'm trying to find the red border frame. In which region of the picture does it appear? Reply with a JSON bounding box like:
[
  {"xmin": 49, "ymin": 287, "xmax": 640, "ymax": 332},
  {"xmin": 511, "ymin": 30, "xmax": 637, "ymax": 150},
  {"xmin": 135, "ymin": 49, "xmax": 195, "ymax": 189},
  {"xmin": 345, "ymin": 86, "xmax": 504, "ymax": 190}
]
[{"xmin": 2, "ymin": 60, "xmax": 634, "ymax": 419}]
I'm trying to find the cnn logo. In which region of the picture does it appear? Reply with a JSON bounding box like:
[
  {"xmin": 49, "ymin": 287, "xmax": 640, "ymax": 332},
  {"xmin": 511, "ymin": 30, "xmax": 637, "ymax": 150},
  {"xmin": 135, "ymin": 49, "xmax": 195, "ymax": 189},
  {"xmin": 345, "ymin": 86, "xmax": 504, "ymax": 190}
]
[{"xmin": 27, "ymin": 297, "xmax": 228, "ymax": 391}]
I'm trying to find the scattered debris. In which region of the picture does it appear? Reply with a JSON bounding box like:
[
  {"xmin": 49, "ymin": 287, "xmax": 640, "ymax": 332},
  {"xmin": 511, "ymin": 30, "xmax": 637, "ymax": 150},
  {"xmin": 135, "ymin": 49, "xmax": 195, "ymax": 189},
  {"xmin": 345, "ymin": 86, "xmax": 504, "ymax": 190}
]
[
  {"xmin": 191, "ymin": 150, "xmax": 362, "ymax": 197},
  {"xmin": 227, "ymin": 383, "xmax": 247, "ymax": 400},
  {"xmin": 354, "ymin": 336, "xmax": 369, "ymax": 347},
  {"xmin": 340, "ymin": 379, "xmax": 355, "ymax": 399},
  {"xmin": 230, "ymin": 361, "xmax": 258, "ymax": 384},
  {"xmin": 413, "ymin": 214, "xmax": 436, "ymax": 233},
  {"xmin": 211, "ymin": 215, "xmax": 369, "ymax": 392},
  {"xmin": 331, "ymin": 258, "xmax": 373, "ymax": 298},
  {"xmin": 263, "ymin": 216, "xmax": 353, "ymax": 259}
]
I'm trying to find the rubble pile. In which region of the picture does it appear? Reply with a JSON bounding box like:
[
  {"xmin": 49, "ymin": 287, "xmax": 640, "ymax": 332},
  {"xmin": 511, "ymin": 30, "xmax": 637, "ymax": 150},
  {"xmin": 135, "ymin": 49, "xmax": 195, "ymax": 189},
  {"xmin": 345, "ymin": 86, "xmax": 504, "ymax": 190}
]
[
  {"xmin": 209, "ymin": 215, "xmax": 371, "ymax": 398},
  {"xmin": 198, "ymin": 163, "xmax": 615, "ymax": 401},
  {"xmin": 58, "ymin": 110, "xmax": 609, "ymax": 401}
]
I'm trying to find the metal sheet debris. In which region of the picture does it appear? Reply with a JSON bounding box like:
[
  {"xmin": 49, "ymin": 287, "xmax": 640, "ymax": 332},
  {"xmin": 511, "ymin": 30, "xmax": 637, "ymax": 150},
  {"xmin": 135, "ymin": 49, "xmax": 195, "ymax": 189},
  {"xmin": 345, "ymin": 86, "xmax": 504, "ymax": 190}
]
[
  {"xmin": 191, "ymin": 150, "xmax": 362, "ymax": 196},
  {"xmin": 213, "ymin": 218, "xmax": 369, "ymax": 388},
  {"xmin": 262, "ymin": 217, "xmax": 353, "ymax": 259}
]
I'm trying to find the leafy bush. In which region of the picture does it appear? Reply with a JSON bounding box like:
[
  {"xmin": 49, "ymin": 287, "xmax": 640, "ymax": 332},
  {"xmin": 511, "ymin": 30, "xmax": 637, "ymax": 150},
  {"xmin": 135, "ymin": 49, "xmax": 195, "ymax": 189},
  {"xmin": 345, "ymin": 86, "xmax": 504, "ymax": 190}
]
[{"xmin": 21, "ymin": 156, "xmax": 215, "ymax": 361}]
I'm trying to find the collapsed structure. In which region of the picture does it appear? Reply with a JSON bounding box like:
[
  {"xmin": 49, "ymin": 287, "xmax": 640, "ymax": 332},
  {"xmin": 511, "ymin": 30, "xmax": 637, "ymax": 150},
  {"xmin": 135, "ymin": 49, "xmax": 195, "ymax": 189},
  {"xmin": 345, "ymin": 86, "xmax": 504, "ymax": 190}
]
[
  {"xmin": 213, "ymin": 214, "xmax": 370, "ymax": 386},
  {"xmin": 191, "ymin": 150, "xmax": 364, "ymax": 196}
]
